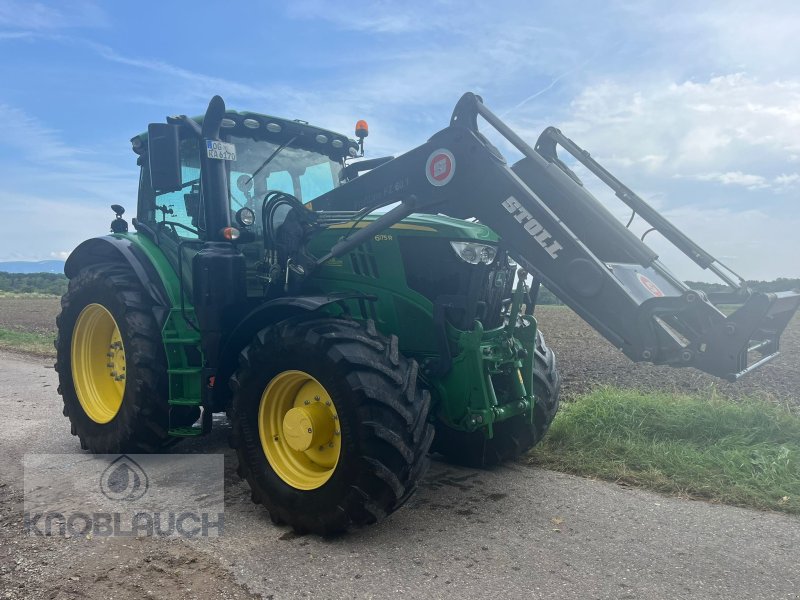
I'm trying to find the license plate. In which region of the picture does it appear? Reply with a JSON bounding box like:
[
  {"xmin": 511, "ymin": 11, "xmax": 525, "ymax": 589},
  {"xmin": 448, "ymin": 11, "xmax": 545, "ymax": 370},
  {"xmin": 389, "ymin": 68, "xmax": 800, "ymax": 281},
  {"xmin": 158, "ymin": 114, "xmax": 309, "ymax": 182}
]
[{"xmin": 206, "ymin": 140, "xmax": 237, "ymax": 161}]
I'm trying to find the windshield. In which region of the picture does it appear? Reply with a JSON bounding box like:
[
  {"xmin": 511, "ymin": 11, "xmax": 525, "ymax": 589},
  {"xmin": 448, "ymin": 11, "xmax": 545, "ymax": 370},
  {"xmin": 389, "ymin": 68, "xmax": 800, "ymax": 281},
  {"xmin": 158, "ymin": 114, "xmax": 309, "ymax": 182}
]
[
  {"xmin": 228, "ymin": 136, "xmax": 342, "ymax": 211},
  {"xmin": 147, "ymin": 135, "xmax": 342, "ymax": 240}
]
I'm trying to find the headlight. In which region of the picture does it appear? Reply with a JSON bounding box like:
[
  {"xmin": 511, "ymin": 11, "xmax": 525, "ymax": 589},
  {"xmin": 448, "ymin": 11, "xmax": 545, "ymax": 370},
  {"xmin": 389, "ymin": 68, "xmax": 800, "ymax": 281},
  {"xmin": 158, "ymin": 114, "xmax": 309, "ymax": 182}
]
[
  {"xmin": 236, "ymin": 207, "xmax": 256, "ymax": 227},
  {"xmin": 450, "ymin": 241, "xmax": 497, "ymax": 265}
]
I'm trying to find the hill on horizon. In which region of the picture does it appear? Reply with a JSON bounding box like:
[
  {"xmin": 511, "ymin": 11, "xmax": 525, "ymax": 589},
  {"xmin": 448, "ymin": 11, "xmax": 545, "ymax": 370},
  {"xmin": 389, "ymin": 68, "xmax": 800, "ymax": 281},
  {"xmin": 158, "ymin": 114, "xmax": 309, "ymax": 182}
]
[{"xmin": 0, "ymin": 260, "xmax": 65, "ymax": 274}]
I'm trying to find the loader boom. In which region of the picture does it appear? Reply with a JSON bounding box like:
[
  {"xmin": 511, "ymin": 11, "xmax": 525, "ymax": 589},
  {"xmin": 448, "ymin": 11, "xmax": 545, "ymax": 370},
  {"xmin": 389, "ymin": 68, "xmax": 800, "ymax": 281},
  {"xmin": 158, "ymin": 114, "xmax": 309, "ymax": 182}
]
[{"xmin": 313, "ymin": 93, "xmax": 800, "ymax": 380}]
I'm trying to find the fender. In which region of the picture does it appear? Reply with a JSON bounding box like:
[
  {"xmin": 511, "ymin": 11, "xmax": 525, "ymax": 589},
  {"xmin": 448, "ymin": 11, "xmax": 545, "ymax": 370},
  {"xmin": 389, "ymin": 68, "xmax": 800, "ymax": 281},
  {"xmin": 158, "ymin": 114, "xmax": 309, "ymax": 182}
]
[
  {"xmin": 212, "ymin": 292, "xmax": 376, "ymax": 408},
  {"xmin": 65, "ymin": 235, "xmax": 174, "ymax": 324}
]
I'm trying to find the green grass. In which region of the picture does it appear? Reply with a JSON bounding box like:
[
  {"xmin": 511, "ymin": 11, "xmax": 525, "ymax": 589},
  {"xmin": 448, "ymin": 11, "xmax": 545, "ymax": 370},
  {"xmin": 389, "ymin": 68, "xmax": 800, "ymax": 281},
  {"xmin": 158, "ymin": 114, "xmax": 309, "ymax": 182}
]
[
  {"xmin": 0, "ymin": 327, "xmax": 56, "ymax": 356},
  {"xmin": 529, "ymin": 388, "xmax": 800, "ymax": 514},
  {"xmin": 0, "ymin": 290, "xmax": 60, "ymax": 299}
]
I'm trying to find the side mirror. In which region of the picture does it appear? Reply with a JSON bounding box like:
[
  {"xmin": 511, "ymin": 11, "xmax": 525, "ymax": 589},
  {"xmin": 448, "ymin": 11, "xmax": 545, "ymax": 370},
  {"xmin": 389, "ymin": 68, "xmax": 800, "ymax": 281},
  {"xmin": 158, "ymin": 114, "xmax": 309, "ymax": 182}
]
[{"xmin": 147, "ymin": 123, "xmax": 182, "ymax": 192}]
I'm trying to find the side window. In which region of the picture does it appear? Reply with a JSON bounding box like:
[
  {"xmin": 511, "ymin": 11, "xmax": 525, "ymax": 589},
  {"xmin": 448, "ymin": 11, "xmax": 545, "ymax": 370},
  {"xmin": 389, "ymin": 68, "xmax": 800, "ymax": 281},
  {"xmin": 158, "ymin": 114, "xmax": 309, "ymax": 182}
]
[
  {"xmin": 153, "ymin": 138, "xmax": 201, "ymax": 239},
  {"xmin": 299, "ymin": 162, "xmax": 336, "ymax": 202}
]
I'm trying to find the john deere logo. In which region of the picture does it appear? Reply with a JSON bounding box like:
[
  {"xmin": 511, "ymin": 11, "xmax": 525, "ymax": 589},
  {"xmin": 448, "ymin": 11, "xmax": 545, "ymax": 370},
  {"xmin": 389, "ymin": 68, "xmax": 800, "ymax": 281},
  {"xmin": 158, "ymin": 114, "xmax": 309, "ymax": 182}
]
[{"xmin": 100, "ymin": 455, "xmax": 149, "ymax": 501}]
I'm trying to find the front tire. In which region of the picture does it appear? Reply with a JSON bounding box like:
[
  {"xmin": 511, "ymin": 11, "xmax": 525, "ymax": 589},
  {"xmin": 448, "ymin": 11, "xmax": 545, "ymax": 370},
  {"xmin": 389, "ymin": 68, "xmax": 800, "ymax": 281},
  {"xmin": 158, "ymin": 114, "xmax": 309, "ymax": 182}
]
[
  {"xmin": 432, "ymin": 329, "xmax": 561, "ymax": 467},
  {"xmin": 55, "ymin": 263, "xmax": 176, "ymax": 453},
  {"xmin": 230, "ymin": 317, "xmax": 434, "ymax": 535}
]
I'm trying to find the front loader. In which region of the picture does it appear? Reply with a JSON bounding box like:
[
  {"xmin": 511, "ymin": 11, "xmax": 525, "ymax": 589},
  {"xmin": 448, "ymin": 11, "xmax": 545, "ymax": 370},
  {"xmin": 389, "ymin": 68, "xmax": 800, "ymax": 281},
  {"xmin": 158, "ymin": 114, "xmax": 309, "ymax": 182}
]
[{"xmin": 55, "ymin": 93, "xmax": 800, "ymax": 534}]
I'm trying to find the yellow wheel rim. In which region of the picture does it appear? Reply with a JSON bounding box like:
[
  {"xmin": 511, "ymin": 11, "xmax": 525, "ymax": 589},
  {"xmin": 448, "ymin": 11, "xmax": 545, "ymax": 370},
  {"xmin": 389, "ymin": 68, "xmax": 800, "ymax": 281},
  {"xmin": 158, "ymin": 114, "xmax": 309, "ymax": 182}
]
[
  {"xmin": 70, "ymin": 303, "xmax": 126, "ymax": 424},
  {"xmin": 258, "ymin": 370, "xmax": 341, "ymax": 490}
]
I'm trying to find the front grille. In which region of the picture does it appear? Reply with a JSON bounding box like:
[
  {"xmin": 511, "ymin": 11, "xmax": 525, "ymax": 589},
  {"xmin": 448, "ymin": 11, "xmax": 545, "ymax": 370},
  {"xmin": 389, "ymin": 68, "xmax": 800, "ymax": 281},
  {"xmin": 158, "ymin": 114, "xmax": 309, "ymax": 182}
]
[
  {"xmin": 348, "ymin": 241, "xmax": 380, "ymax": 278},
  {"xmin": 399, "ymin": 238, "xmax": 513, "ymax": 329}
]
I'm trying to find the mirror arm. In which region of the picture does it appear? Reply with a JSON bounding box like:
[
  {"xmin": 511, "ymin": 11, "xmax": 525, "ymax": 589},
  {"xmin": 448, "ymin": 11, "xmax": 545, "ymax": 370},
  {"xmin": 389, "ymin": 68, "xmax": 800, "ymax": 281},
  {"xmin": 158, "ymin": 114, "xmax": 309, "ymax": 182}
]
[{"xmin": 167, "ymin": 114, "xmax": 202, "ymax": 137}]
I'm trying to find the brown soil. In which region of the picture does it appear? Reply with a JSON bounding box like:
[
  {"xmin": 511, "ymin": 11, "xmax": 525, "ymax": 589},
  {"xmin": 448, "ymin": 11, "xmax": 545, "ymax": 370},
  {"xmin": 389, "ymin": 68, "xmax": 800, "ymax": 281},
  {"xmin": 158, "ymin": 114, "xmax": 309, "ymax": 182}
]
[
  {"xmin": 1, "ymin": 297, "xmax": 796, "ymax": 406},
  {"xmin": 0, "ymin": 297, "xmax": 60, "ymax": 335},
  {"xmin": 535, "ymin": 305, "xmax": 799, "ymax": 407}
]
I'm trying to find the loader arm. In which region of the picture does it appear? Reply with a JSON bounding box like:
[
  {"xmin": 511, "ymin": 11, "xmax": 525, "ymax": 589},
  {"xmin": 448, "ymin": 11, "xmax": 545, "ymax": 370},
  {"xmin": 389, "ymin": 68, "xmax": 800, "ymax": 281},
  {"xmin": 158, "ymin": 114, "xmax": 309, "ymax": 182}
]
[{"xmin": 312, "ymin": 93, "xmax": 800, "ymax": 380}]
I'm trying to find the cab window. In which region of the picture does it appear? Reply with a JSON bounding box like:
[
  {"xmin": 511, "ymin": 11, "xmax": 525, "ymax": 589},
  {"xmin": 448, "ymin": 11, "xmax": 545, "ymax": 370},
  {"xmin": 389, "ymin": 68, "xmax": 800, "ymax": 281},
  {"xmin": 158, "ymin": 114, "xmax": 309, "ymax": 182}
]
[{"xmin": 152, "ymin": 137, "xmax": 201, "ymax": 239}]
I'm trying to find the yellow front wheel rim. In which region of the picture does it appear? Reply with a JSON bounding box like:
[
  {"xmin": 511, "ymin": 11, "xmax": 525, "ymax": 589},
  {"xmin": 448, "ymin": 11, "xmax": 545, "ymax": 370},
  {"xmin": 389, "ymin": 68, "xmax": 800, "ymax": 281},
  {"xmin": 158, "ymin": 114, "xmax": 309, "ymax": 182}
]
[
  {"xmin": 258, "ymin": 370, "xmax": 341, "ymax": 490},
  {"xmin": 71, "ymin": 304, "xmax": 126, "ymax": 424}
]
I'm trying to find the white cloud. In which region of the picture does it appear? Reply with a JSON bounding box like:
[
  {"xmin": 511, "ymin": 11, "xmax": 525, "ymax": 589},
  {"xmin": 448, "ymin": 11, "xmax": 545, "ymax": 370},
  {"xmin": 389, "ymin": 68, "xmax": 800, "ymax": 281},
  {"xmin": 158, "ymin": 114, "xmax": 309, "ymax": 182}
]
[
  {"xmin": 548, "ymin": 74, "xmax": 800, "ymax": 175},
  {"xmin": 774, "ymin": 173, "xmax": 800, "ymax": 189},
  {"xmin": 686, "ymin": 171, "xmax": 769, "ymax": 190}
]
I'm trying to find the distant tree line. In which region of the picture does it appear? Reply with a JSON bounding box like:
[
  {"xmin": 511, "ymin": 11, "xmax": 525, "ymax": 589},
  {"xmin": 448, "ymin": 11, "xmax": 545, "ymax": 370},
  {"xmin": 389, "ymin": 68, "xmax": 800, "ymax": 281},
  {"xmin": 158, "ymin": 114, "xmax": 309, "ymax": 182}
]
[
  {"xmin": 1, "ymin": 270, "xmax": 797, "ymax": 301},
  {"xmin": 0, "ymin": 272, "xmax": 68, "ymax": 295},
  {"xmin": 534, "ymin": 278, "xmax": 800, "ymax": 306},
  {"xmin": 685, "ymin": 278, "xmax": 800, "ymax": 294}
]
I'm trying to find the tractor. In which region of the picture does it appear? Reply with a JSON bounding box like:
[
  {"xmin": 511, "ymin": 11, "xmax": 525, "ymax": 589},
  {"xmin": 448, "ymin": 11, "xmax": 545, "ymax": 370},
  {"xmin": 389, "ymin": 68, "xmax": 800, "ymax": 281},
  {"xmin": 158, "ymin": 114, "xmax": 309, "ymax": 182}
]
[{"xmin": 55, "ymin": 93, "xmax": 800, "ymax": 534}]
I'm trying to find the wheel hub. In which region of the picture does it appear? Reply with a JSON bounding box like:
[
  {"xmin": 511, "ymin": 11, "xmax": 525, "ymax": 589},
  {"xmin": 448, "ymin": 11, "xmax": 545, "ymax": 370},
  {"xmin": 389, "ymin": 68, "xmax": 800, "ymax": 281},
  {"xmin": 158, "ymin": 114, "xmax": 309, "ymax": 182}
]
[{"xmin": 282, "ymin": 404, "xmax": 335, "ymax": 452}]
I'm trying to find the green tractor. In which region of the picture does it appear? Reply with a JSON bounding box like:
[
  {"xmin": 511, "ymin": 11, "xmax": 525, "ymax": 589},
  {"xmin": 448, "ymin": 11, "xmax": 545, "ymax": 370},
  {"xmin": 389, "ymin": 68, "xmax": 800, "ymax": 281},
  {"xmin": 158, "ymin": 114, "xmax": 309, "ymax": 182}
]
[{"xmin": 56, "ymin": 94, "xmax": 800, "ymax": 534}]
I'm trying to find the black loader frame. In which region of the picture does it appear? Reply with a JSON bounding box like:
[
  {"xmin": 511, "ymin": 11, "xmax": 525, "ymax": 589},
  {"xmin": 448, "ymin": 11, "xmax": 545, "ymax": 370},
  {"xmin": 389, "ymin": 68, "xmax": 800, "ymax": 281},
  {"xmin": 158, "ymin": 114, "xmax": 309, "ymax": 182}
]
[{"xmin": 313, "ymin": 93, "xmax": 800, "ymax": 381}]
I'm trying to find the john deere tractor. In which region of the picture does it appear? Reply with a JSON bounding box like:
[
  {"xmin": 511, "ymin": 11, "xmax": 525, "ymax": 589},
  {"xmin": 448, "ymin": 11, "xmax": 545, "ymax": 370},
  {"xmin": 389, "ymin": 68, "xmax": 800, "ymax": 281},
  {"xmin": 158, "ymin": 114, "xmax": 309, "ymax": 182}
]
[{"xmin": 56, "ymin": 94, "xmax": 800, "ymax": 534}]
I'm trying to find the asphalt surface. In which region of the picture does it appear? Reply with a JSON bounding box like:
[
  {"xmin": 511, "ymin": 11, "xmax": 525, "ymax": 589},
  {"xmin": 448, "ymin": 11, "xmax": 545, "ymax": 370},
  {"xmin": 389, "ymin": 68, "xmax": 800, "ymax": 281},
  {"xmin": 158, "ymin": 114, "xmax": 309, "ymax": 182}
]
[{"xmin": 1, "ymin": 350, "xmax": 798, "ymax": 599}]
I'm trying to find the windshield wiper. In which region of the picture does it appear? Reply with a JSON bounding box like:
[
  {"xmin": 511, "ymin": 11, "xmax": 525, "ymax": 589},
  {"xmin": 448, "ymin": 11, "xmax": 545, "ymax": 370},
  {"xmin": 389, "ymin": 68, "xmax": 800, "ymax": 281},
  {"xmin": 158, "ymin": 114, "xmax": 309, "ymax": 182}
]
[{"xmin": 246, "ymin": 135, "xmax": 298, "ymax": 185}]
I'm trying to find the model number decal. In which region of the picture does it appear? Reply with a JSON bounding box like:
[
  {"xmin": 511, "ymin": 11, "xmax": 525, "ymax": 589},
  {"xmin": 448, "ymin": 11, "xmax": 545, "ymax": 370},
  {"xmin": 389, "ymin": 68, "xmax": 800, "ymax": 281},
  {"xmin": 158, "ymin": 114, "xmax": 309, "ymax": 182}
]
[{"xmin": 501, "ymin": 196, "xmax": 563, "ymax": 259}]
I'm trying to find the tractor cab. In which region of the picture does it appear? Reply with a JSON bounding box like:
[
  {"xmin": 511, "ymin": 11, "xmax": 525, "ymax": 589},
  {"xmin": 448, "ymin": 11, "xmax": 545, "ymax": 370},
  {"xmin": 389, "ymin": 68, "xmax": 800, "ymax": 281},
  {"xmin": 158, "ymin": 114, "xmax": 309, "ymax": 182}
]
[{"xmin": 130, "ymin": 110, "xmax": 358, "ymax": 298}]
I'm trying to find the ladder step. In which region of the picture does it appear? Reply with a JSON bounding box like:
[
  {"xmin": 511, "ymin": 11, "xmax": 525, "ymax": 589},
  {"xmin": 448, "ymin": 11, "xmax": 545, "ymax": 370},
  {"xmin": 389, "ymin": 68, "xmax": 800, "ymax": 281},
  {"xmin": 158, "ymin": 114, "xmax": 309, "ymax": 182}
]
[
  {"xmin": 164, "ymin": 337, "xmax": 200, "ymax": 344},
  {"xmin": 168, "ymin": 427, "xmax": 203, "ymax": 437},
  {"xmin": 168, "ymin": 367, "xmax": 202, "ymax": 375},
  {"xmin": 169, "ymin": 398, "xmax": 203, "ymax": 406}
]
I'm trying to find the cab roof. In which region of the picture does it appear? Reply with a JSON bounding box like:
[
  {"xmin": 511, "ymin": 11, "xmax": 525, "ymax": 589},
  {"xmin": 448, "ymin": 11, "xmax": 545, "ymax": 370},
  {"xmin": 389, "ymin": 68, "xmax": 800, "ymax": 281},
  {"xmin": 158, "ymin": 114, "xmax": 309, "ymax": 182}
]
[{"xmin": 131, "ymin": 110, "xmax": 359, "ymax": 161}]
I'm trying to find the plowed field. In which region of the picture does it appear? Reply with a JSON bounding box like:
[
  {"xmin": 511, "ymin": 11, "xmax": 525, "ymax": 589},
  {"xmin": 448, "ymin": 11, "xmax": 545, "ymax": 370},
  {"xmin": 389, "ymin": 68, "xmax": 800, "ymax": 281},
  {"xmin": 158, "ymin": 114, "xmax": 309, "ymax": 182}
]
[{"xmin": 1, "ymin": 297, "xmax": 796, "ymax": 406}]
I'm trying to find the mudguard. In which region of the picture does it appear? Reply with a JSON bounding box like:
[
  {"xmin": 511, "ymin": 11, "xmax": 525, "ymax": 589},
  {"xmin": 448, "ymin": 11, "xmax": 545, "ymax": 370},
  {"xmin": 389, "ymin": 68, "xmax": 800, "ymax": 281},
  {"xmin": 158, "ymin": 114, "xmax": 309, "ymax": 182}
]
[
  {"xmin": 64, "ymin": 235, "xmax": 173, "ymax": 324},
  {"xmin": 212, "ymin": 292, "xmax": 376, "ymax": 408}
]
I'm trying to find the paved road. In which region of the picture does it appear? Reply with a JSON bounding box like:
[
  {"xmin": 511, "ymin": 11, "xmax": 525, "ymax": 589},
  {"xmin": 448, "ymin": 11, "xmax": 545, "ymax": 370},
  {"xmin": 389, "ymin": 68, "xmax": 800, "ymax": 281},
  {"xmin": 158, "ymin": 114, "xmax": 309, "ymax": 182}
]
[{"xmin": 1, "ymin": 351, "xmax": 798, "ymax": 599}]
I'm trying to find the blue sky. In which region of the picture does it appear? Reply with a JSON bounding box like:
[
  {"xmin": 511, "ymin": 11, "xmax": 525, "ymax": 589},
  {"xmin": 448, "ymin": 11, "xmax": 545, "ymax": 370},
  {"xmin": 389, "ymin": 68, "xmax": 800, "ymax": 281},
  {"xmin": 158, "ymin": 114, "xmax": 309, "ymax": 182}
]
[{"xmin": 0, "ymin": 0, "xmax": 798, "ymax": 280}]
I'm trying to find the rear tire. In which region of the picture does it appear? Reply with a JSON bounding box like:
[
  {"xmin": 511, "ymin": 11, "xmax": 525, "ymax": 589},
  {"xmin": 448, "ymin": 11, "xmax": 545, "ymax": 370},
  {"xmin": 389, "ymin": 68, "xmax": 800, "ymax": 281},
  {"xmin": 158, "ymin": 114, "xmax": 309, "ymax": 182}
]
[
  {"xmin": 55, "ymin": 263, "xmax": 186, "ymax": 453},
  {"xmin": 432, "ymin": 329, "xmax": 560, "ymax": 468},
  {"xmin": 230, "ymin": 317, "xmax": 434, "ymax": 535}
]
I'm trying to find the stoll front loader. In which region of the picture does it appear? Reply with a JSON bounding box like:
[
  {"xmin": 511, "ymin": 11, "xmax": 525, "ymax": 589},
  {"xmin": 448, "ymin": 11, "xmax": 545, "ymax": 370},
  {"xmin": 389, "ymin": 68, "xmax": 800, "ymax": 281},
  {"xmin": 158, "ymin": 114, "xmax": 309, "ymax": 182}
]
[{"xmin": 56, "ymin": 93, "xmax": 800, "ymax": 534}]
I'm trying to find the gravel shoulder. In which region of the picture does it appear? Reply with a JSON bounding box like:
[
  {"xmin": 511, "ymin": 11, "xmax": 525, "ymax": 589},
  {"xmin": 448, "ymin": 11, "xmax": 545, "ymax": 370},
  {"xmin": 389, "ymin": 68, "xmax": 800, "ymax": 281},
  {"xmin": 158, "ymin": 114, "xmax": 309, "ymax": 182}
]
[{"xmin": 1, "ymin": 351, "xmax": 799, "ymax": 600}]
